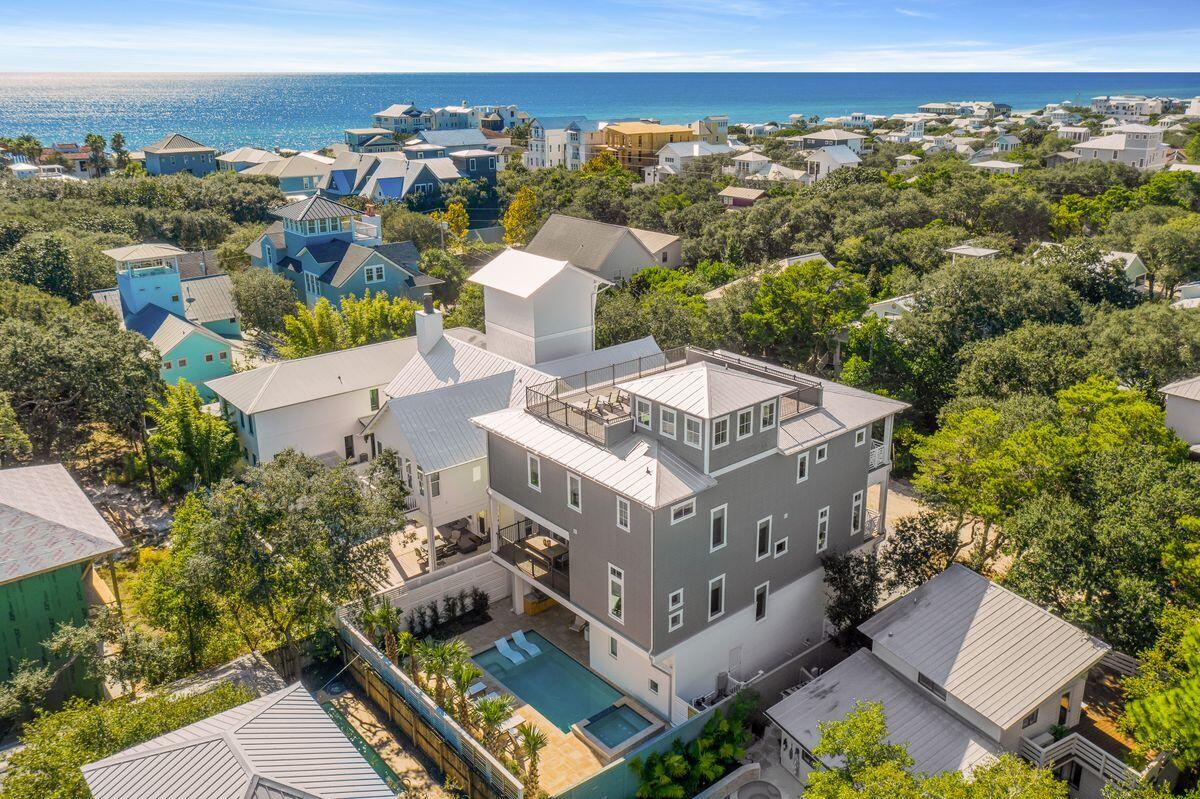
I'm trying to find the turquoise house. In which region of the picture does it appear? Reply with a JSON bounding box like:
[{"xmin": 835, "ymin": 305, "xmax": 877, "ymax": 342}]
[
  {"xmin": 91, "ymin": 243, "xmax": 238, "ymax": 400},
  {"xmin": 142, "ymin": 133, "xmax": 217, "ymax": 177},
  {"xmin": 245, "ymin": 196, "xmax": 441, "ymax": 307}
]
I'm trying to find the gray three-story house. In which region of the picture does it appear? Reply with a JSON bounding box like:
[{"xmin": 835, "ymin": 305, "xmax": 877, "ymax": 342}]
[{"xmin": 473, "ymin": 347, "xmax": 906, "ymax": 723}]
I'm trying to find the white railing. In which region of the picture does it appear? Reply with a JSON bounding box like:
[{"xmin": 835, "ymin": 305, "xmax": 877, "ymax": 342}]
[
  {"xmin": 865, "ymin": 509, "xmax": 881, "ymax": 538},
  {"xmin": 1019, "ymin": 732, "xmax": 1145, "ymax": 788},
  {"xmin": 868, "ymin": 439, "xmax": 888, "ymax": 470}
]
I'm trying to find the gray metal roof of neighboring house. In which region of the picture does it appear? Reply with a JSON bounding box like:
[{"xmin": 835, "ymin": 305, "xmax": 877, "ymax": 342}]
[
  {"xmin": 526, "ymin": 214, "xmax": 680, "ymax": 275},
  {"xmin": 217, "ymin": 147, "xmax": 282, "ymax": 165},
  {"xmin": 102, "ymin": 242, "xmax": 188, "ymax": 261},
  {"xmin": 0, "ymin": 464, "xmax": 124, "ymax": 586},
  {"xmin": 244, "ymin": 154, "xmax": 334, "ymax": 180},
  {"xmin": 412, "ymin": 129, "xmax": 491, "ymax": 147},
  {"xmin": 180, "ymin": 273, "xmax": 237, "ymax": 325},
  {"xmin": 143, "ymin": 133, "xmax": 214, "ymax": 154},
  {"xmin": 765, "ymin": 649, "xmax": 1001, "ymax": 777},
  {"xmin": 618, "ymin": 361, "xmax": 794, "ymax": 419},
  {"xmin": 269, "ymin": 195, "xmax": 359, "ymax": 222},
  {"xmin": 177, "ymin": 249, "xmax": 223, "ymax": 279},
  {"xmin": 473, "ymin": 407, "xmax": 715, "ymax": 509},
  {"xmin": 375, "ymin": 103, "xmax": 418, "ymax": 117},
  {"xmin": 798, "ymin": 129, "xmax": 867, "ymax": 141},
  {"xmin": 718, "ymin": 186, "xmax": 765, "ymax": 200},
  {"xmin": 82, "ymin": 683, "xmax": 394, "ymax": 799},
  {"xmin": 944, "ymin": 244, "xmax": 1000, "ymax": 257},
  {"xmin": 126, "ymin": 304, "xmax": 230, "ymax": 355},
  {"xmin": 209, "ymin": 334, "xmax": 435, "ymax": 413},
  {"xmin": 858, "ymin": 564, "xmax": 1110, "ymax": 729},
  {"xmin": 1160, "ymin": 375, "xmax": 1200, "ymax": 400}
]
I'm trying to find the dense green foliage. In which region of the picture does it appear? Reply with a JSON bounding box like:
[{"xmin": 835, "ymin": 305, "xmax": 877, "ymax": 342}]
[
  {"xmin": 145, "ymin": 380, "xmax": 240, "ymax": 492},
  {"xmin": 279, "ymin": 292, "xmax": 419, "ymax": 358}
]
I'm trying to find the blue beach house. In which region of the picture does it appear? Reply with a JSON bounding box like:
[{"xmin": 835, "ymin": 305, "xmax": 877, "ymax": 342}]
[
  {"xmin": 245, "ymin": 196, "xmax": 441, "ymax": 307},
  {"xmin": 345, "ymin": 127, "xmax": 402, "ymax": 153},
  {"xmin": 142, "ymin": 133, "xmax": 217, "ymax": 177},
  {"xmin": 91, "ymin": 243, "xmax": 237, "ymax": 399}
]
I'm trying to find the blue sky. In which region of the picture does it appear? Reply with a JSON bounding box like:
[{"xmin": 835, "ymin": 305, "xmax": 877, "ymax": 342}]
[{"xmin": 1, "ymin": 0, "xmax": 1198, "ymax": 72}]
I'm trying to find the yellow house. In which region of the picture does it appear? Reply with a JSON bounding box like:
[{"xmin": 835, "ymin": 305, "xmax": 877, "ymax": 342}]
[{"xmin": 603, "ymin": 122, "xmax": 697, "ymax": 171}]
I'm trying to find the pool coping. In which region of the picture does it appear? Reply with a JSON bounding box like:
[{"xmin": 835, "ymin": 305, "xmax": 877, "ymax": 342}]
[{"xmin": 571, "ymin": 696, "xmax": 666, "ymax": 764}]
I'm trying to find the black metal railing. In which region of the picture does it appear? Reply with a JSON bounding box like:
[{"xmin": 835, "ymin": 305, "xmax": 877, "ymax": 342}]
[{"xmin": 496, "ymin": 520, "xmax": 570, "ymax": 598}]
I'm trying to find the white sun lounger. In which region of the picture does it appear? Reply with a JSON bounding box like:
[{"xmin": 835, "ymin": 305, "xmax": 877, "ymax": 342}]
[
  {"xmin": 467, "ymin": 682, "xmax": 487, "ymax": 698},
  {"xmin": 500, "ymin": 714, "xmax": 525, "ymax": 734},
  {"xmin": 495, "ymin": 637, "xmax": 525, "ymax": 664},
  {"xmin": 511, "ymin": 630, "xmax": 542, "ymax": 658}
]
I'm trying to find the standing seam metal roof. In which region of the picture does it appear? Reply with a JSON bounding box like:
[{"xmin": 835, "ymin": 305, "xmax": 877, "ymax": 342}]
[{"xmin": 617, "ymin": 361, "xmax": 794, "ymax": 419}]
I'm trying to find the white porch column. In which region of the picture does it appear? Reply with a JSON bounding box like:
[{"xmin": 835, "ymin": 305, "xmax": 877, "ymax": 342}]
[
  {"xmin": 883, "ymin": 413, "xmax": 894, "ymax": 453},
  {"xmin": 877, "ymin": 473, "xmax": 891, "ymax": 537},
  {"xmin": 488, "ymin": 495, "xmax": 500, "ymax": 554},
  {"xmin": 425, "ymin": 505, "xmax": 438, "ymax": 573},
  {"xmin": 511, "ymin": 572, "xmax": 526, "ymax": 616}
]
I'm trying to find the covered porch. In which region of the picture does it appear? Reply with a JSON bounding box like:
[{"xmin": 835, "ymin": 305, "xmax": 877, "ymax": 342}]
[{"xmin": 377, "ymin": 515, "xmax": 492, "ymax": 591}]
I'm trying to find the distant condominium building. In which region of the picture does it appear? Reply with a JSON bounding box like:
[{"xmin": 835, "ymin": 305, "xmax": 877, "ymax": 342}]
[
  {"xmin": 1090, "ymin": 95, "xmax": 1165, "ymax": 120},
  {"xmin": 1072, "ymin": 123, "xmax": 1168, "ymax": 171}
]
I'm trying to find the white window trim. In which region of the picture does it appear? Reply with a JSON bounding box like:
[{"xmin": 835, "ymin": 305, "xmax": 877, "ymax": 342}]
[
  {"xmin": 684, "ymin": 416, "xmax": 702, "ymax": 449},
  {"xmin": 756, "ymin": 516, "xmax": 773, "ymax": 562},
  {"xmin": 527, "ymin": 453, "xmax": 541, "ymax": 492},
  {"xmin": 668, "ymin": 588, "xmax": 683, "ymax": 611},
  {"xmin": 736, "ymin": 408, "xmax": 754, "ymax": 440},
  {"xmin": 708, "ymin": 574, "xmax": 726, "ymax": 621},
  {"xmin": 815, "ymin": 444, "xmax": 828, "ymax": 463},
  {"xmin": 660, "ymin": 407, "xmax": 677, "ymax": 439},
  {"xmin": 754, "ymin": 581, "xmax": 770, "ymax": 622},
  {"xmin": 796, "ymin": 452, "xmax": 809, "ymax": 483},
  {"xmin": 668, "ymin": 609, "xmax": 683, "ymax": 632},
  {"xmin": 760, "ymin": 400, "xmax": 776, "ymax": 431},
  {"xmin": 364, "ymin": 264, "xmax": 385, "ymax": 284},
  {"xmin": 709, "ymin": 504, "xmax": 728, "ymax": 552},
  {"xmin": 608, "ymin": 563, "xmax": 624, "ymax": 624},
  {"xmin": 774, "ymin": 536, "xmax": 790, "ymax": 557},
  {"xmin": 609, "ymin": 636, "xmax": 618, "ymax": 659},
  {"xmin": 616, "ymin": 497, "xmax": 630, "ymax": 531},
  {"xmin": 712, "ymin": 416, "xmax": 730, "ymax": 449},
  {"xmin": 817, "ymin": 506, "xmax": 830, "ymax": 552},
  {"xmin": 854, "ymin": 427, "xmax": 868, "ymax": 446},
  {"xmin": 670, "ymin": 499, "xmax": 695, "ymax": 524},
  {"xmin": 635, "ymin": 397, "xmax": 652, "ymax": 429},
  {"xmin": 567, "ymin": 472, "xmax": 582, "ymax": 513},
  {"xmin": 851, "ymin": 490, "xmax": 864, "ymax": 535}
]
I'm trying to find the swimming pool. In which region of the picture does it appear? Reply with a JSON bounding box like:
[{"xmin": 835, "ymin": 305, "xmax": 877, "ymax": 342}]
[
  {"xmin": 473, "ymin": 630, "xmax": 621, "ymax": 733},
  {"xmin": 583, "ymin": 703, "xmax": 653, "ymax": 747}
]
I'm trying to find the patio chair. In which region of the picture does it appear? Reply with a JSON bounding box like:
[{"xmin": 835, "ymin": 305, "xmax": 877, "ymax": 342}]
[
  {"xmin": 494, "ymin": 637, "xmax": 525, "ymax": 664},
  {"xmin": 500, "ymin": 715, "xmax": 525, "ymax": 735},
  {"xmin": 467, "ymin": 682, "xmax": 487, "ymax": 698},
  {"xmin": 569, "ymin": 615, "xmax": 588, "ymax": 634},
  {"xmin": 511, "ymin": 630, "xmax": 542, "ymax": 658}
]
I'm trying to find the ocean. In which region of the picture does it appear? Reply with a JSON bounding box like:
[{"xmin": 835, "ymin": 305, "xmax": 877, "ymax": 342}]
[{"xmin": 1, "ymin": 72, "xmax": 1199, "ymax": 152}]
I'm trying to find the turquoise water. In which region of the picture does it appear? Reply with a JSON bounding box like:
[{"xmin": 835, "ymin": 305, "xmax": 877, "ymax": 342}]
[
  {"xmin": 321, "ymin": 698, "xmax": 407, "ymax": 794},
  {"xmin": 473, "ymin": 630, "xmax": 620, "ymax": 733},
  {"xmin": 2, "ymin": 72, "xmax": 1199, "ymax": 151},
  {"xmin": 585, "ymin": 704, "xmax": 653, "ymax": 748}
]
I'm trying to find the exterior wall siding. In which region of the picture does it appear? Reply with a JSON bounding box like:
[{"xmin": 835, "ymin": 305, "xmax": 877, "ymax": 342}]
[
  {"xmin": 161, "ymin": 333, "xmax": 233, "ymax": 400},
  {"xmin": 1, "ymin": 564, "xmax": 98, "ymax": 699}
]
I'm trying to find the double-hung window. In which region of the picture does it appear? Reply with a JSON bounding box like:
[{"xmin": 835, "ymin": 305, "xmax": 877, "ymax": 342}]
[
  {"xmin": 760, "ymin": 401, "xmax": 776, "ymax": 430},
  {"xmin": 608, "ymin": 564, "xmax": 624, "ymax": 622},
  {"xmin": 635, "ymin": 398, "xmax": 652, "ymax": 429},
  {"xmin": 365, "ymin": 264, "xmax": 385, "ymax": 283},
  {"xmin": 796, "ymin": 452, "xmax": 809, "ymax": 483},
  {"xmin": 430, "ymin": 472, "xmax": 441, "ymax": 498},
  {"xmin": 712, "ymin": 416, "xmax": 729, "ymax": 448},
  {"xmin": 816, "ymin": 506, "xmax": 829, "ymax": 551},
  {"xmin": 754, "ymin": 582, "xmax": 769, "ymax": 621},
  {"xmin": 527, "ymin": 454, "xmax": 541, "ymax": 491},
  {"xmin": 684, "ymin": 416, "xmax": 702, "ymax": 448},
  {"xmin": 369, "ymin": 387, "xmax": 380, "ymax": 411},
  {"xmin": 736, "ymin": 409, "xmax": 753, "ymax": 440},
  {"xmin": 616, "ymin": 497, "xmax": 630, "ymax": 531},
  {"xmin": 756, "ymin": 517, "xmax": 772, "ymax": 560},
  {"xmin": 851, "ymin": 490, "xmax": 864, "ymax": 535},
  {"xmin": 708, "ymin": 575, "xmax": 725, "ymax": 621},
  {"xmin": 660, "ymin": 407, "xmax": 676, "ymax": 439},
  {"xmin": 567, "ymin": 473, "xmax": 582, "ymax": 512},
  {"xmin": 710, "ymin": 505, "xmax": 727, "ymax": 552}
]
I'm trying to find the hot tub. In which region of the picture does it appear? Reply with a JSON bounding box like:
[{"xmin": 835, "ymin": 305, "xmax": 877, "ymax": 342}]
[{"xmin": 572, "ymin": 697, "xmax": 665, "ymax": 763}]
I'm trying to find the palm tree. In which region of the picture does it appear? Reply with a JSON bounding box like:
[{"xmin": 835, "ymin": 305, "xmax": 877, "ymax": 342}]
[
  {"xmin": 449, "ymin": 659, "xmax": 483, "ymax": 726},
  {"xmin": 475, "ymin": 695, "xmax": 515, "ymax": 753},
  {"xmin": 515, "ymin": 722, "xmax": 549, "ymax": 798},
  {"xmin": 395, "ymin": 630, "xmax": 417, "ymax": 681},
  {"xmin": 412, "ymin": 640, "xmax": 438, "ymax": 693},
  {"xmin": 377, "ymin": 603, "xmax": 404, "ymax": 662}
]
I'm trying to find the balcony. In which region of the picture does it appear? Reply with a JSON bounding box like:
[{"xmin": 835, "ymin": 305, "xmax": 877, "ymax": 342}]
[
  {"xmin": 868, "ymin": 439, "xmax": 888, "ymax": 470},
  {"xmin": 524, "ymin": 347, "xmax": 823, "ymax": 445},
  {"xmin": 864, "ymin": 509, "xmax": 881, "ymax": 538},
  {"xmin": 496, "ymin": 520, "xmax": 571, "ymax": 599}
]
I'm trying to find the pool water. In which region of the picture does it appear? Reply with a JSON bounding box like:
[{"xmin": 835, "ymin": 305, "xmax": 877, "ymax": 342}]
[
  {"xmin": 585, "ymin": 704, "xmax": 653, "ymax": 747},
  {"xmin": 474, "ymin": 631, "xmax": 621, "ymax": 733}
]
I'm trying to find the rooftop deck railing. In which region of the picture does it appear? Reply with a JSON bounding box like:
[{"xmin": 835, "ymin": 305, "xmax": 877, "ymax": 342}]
[{"xmin": 524, "ymin": 347, "xmax": 823, "ymax": 443}]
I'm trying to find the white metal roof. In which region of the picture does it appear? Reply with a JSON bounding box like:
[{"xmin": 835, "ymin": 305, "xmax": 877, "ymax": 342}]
[
  {"xmin": 472, "ymin": 407, "xmax": 715, "ymax": 508},
  {"xmin": 1160, "ymin": 374, "xmax": 1200, "ymax": 400},
  {"xmin": 859, "ymin": 564, "xmax": 1109, "ymax": 729},
  {"xmin": 469, "ymin": 248, "xmax": 608, "ymax": 298},
  {"xmin": 383, "ymin": 332, "xmax": 547, "ymax": 406},
  {"xmin": 217, "ymin": 147, "xmax": 282, "ymax": 165},
  {"xmin": 102, "ymin": 243, "xmax": 188, "ymax": 262},
  {"xmin": 0, "ymin": 464, "xmax": 124, "ymax": 585},
  {"xmin": 765, "ymin": 649, "xmax": 1001, "ymax": 776},
  {"xmin": 944, "ymin": 244, "xmax": 1000, "ymax": 257},
  {"xmin": 82, "ymin": 683, "xmax": 394, "ymax": 799},
  {"xmin": 771, "ymin": 372, "xmax": 908, "ymax": 453},
  {"xmin": 618, "ymin": 361, "xmax": 792, "ymax": 419}
]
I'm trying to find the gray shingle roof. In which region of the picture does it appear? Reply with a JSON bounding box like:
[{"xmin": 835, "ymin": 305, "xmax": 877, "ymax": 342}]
[
  {"xmin": 858, "ymin": 564, "xmax": 1110, "ymax": 728},
  {"xmin": 765, "ymin": 649, "xmax": 1001, "ymax": 776},
  {"xmin": 526, "ymin": 214, "xmax": 679, "ymax": 275},
  {"xmin": 270, "ymin": 195, "xmax": 359, "ymax": 222},
  {"xmin": 0, "ymin": 464, "xmax": 124, "ymax": 585},
  {"xmin": 82, "ymin": 683, "xmax": 394, "ymax": 799}
]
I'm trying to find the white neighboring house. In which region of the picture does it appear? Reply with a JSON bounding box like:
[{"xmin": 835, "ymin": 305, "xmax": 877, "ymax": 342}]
[
  {"xmin": 866, "ymin": 294, "xmax": 915, "ymax": 321},
  {"xmin": 894, "ymin": 153, "xmax": 921, "ymax": 171},
  {"xmin": 765, "ymin": 564, "xmax": 1161, "ymax": 799},
  {"xmin": 786, "ymin": 129, "xmax": 868, "ymax": 154},
  {"xmin": 1034, "ymin": 242, "xmax": 1148, "ymax": 289},
  {"xmin": 970, "ymin": 159, "xmax": 1021, "ymax": 175},
  {"xmin": 645, "ymin": 140, "xmax": 733, "ymax": 184},
  {"xmin": 1091, "ymin": 95, "xmax": 1164, "ymax": 119},
  {"xmin": 1072, "ymin": 124, "xmax": 1168, "ymax": 171},
  {"xmin": 1057, "ymin": 126, "xmax": 1092, "ymax": 144},
  {"xmin": 1161, "ymin": 375, "xmax": 1200, "ymax": 450},
  {"xmin": 524, "ymin": 119, "xmax": 593, "ymax": 171},
  {"xmin": 992, "ymin": 133, "xmax": 1020, "ymax": 152},
  {"xmin": 803, "ymin": 145, "xmax": 861, "ymax": 182},
  {"xmin": 732, "ymin": 150, "xmax": 773, "ymax": 178}
]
